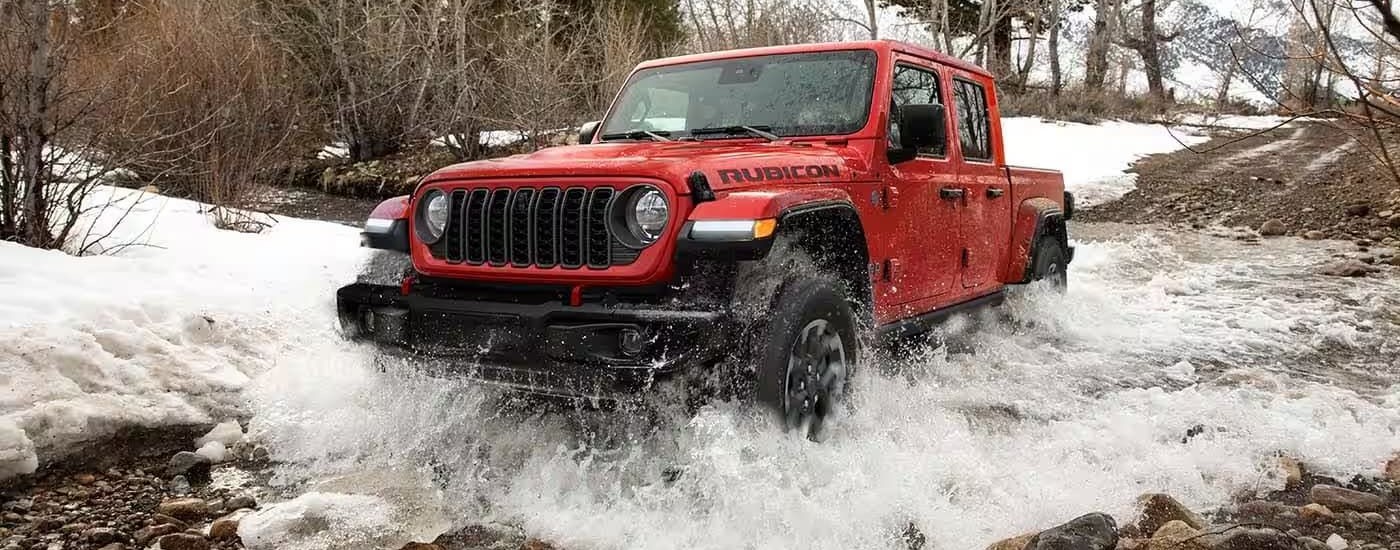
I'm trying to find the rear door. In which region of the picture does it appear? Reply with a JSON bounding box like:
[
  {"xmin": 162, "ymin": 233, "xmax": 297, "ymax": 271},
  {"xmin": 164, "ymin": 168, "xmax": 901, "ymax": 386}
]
[
  {"xmin": 884, "ymin": 59, "xmax": 961, "ymax": 305},
  {"xmin": 950, "ymin": 76, "xmax": 1010, "ymax": 289}
]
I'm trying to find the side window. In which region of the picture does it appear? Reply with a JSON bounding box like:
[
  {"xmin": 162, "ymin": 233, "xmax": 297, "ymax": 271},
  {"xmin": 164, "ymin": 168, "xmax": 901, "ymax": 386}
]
[
  {"xmin": 891, "ymin": 64, "xmax": 946, "ymax": 157},
  {"xmin": 953, "ymin": 79, "xmax": 992, "ymax": 161}
]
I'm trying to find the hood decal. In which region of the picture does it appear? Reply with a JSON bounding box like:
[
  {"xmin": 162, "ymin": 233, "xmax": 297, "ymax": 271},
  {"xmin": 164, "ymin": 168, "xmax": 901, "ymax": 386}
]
[{"xmin": 717, "ymin": 164, "xmax": 841, "ymax": 184}]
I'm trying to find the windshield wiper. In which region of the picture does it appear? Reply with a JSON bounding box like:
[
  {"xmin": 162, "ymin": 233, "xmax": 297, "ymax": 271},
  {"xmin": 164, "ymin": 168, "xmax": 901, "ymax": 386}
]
[
  {"xmin": 687, "ymin": 125, "xmax": 780, "ymax": 142},
  {"xmin": 599, "ymin": 129, "xmax": 672, "ymax": 142}
]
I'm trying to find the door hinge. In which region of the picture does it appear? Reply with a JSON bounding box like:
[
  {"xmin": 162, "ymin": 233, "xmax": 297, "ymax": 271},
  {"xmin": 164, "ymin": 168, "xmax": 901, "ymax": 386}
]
[
  {"xmin": 883, "ymin": 186, "xmax": 900, "ymax": 209},
  {"xmin": 961, "ymin": 248, "xmax": 969, "ymax": 267}
]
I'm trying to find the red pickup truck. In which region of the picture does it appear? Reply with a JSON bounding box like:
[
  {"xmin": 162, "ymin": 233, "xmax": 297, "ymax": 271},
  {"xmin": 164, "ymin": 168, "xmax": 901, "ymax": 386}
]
[{"xmin": 338, "ymin": 40, "xmax": 1073, "ymax": 439}]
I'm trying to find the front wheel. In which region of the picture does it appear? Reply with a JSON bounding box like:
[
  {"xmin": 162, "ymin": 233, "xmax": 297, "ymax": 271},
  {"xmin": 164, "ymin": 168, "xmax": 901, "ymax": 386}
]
[
  {"xmin": 1031, "ymin": 236, "xmax": 1069, "ymax": 290},
  {"xmin": 754, "ymin": 276, "xmax": 859, "ymax": 441}
]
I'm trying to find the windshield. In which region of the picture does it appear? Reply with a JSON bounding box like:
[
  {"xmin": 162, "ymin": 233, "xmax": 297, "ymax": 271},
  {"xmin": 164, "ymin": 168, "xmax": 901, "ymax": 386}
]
[{"xmin": 601, "ymin": 50, "xmax": 878, "ymax": 140}]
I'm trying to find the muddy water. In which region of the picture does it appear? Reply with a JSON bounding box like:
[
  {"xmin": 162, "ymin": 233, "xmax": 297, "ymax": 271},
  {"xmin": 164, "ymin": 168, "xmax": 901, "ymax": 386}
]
[{"xmin": 246, "ymin": 223, "xmax": 1400, "ymax": 550}]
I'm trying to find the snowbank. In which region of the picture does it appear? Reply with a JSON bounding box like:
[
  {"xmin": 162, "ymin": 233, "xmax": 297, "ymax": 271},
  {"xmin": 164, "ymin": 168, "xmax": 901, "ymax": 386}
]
[
  {"xmin": 1002, "ymin": 117, "xmax": 1211, "ymax": 206},
  {"xmin": 0, "ymin": 187, "xmax": 365, "ymax": 479}
]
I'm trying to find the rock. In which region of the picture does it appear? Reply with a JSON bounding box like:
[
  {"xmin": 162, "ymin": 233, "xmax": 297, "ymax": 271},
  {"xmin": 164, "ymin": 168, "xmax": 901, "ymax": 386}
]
[
  {"xmin": 1326, "ymin": 534, "xmax": 1347, "ymax": 550},
  {"xmin": 82, "ymin": 527, "xmax": 119, "ymax": 545},
  {"xmin": 1300, "ymin": 503, "xmax": 1334, "ymax": 523},
  {"xmin": 320, "ymin": 167, "xmax": 337, "ymax": 189},
  {"xmin": 1391, "ymin": 255, "xmax": 1400, "ymax": 267},
  {"xmin": 73, "ymin": 473, "xmax": 97, "ymax": 485},
  {"xmin": 150, "ymin": 514, "xmax": 188, "ymax": 529},
  {"xmin": 134, "ymin": 524, "xmax": 181, "ymax": 546},
  {"xmin": 1380, "ymin": 210, "xmax": 1396, "ymax": 219},
  {"xmin": 1133, "ymin": 494, "xmax": 1207, "ymax": 536},
  {"xmin": 97, "ymin": 545, "xmax": 127, "ymax": 550},
  {"xmin": 168, "ymin": 475, "xmax": 191, "ymax": 495},
  {"xmin": 399, "ymin": 544, "xmax": 443, "ymax": 550},
  {"xmin": 138, "ymin": 185, "xmax": 161, "ymax": 195},
  {"xmin": 157, "ymin": 498, "xmax": 210, "ymax": 522},
  {"xmin": 1304, "ymin": 231, "xmax": 1327, "ymax": 240},
  {"xmin": 1389, "ymin": 214, "xmax": 1400, "ymax": 229},
  {"xmin": 1346, "ymin": 203, "xmax": 1372, "ymax": 217},
  {"xmin": 1280, "ymin": 456, "xmax": 1305, "ymax": 487},
  {"xmin": 1319, "ymin": 259, "xmax": 1377, "ymax": 277},
  {"xmin": 156, "ymin": 533, "xmax": 208, "ymax": 550},
  {"xmin": 208, "ymin": 515, "xmax": 241, "ymax": 541},
  {"xmin": 1026, "ymin": 513, "xmax": 1118, "ymax": 550},
  {"xmin": 1148, "ymin": 521, "xmax": 1206, "ymax": 550},
  {"xmin": 522, "ymin": 539, "xmax": 556, "ymax": 550},
  {"xmin": 1385, "ymin": 454, "xmax": 1400, "ymax": 483},
  {"xmin": 987, "ymin": 533, "xmax": 1035, "ymax": 550},
  {"xmin": 167, "ymin": 452, "xmax": 211, "ymax": 484},
  {"xmin": 225, "ymin": 495, "xmax": 257, "ymax": 511},
  {"xmin": 1211, "ymin": 527, "xmax": 1300, "ymax": 550},
  {"xmin": 1259, "ymin": 219, "xmax": 1287, "ymax": 236},
  {"xmin": 1310, "ymin": 484, "xmax": 1388, "ymax": 512}
]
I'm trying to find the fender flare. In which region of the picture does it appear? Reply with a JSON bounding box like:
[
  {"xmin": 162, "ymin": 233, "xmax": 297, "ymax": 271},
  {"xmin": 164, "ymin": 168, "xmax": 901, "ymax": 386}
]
[
  {"xmin": 362, "ymin": 195, "xmax": 411, "ymax": 253},
  {"xmin": 1006, "ymin": 197, "xmax": 1068, "ymax": 283}
]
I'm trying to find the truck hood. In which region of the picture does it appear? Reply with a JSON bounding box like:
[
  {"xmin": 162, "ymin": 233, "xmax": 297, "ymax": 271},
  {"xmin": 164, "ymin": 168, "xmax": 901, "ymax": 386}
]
[{"xmin": 424, "ymin": 140, "xmax": 873, "ymax": 191}]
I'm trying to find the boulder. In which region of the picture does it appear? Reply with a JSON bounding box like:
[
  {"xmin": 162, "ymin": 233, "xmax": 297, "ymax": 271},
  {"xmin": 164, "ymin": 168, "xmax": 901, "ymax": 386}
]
[
  {"xmin": 1303, "ymin": 231, "xmax": 1327, "ymax": 240},
  {"xmin": 1325, "ymin": 534, "xmax": 1346, "ymax": 550},
  {"xmin": 1346, "ymin": 203, "xmax": 1371, "ymax": 217},
  {"xmin": 1147, "ymin": 520, "xmax": 1207, "ymax": 550},
  {"xmin": 82, "ymin": 527, "xmax": 120, "ymax": 545},
  {"xmin": 167, "ymin": 452, "xmax": 211, "ymax": 484},
  {"xmin": 1309, "ymin": 484, "xmax": 1388, "ymax": 512},
  {"xmin": 986, "ymin": 533, "xmax": 1035, "ymax": 550},
  {"xmin": 157, "ymin": 498, "xmax": 211, "ymax": 521},
  {"xmin": 209, "ymin": 515, "xmax": 242, "ymax": 541},
  {"xmin": 1258, "ymin": 219, "xmax": 1287, "ymax": 237},
  {"xmin": 1025, "ymin": 513, "xmax": 1118, "ymax": 550},
  {"xmin": 522, "ymin": 539, "xmax": 557, "ymax": 550},
  {"xmin": 134, "ymin": 524, "xmax": 182, "ymax": 546},
  {"xmin": 1389, "ymin": 214, "xmax": 1400, "ymax": 229},
  {"xmin": 1385, "ymin": 454, "xmax": 1400, "ymax": 483},
  {"xmin": 1132, "ymin": 494, "xmax": 1207, "ymax": 536}
]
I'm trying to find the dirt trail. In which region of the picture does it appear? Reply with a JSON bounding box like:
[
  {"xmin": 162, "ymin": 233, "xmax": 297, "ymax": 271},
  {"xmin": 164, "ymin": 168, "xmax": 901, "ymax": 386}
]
[{"xmin": 1084, "ymin": 121, "xmax": 1400, "ymax": 243}]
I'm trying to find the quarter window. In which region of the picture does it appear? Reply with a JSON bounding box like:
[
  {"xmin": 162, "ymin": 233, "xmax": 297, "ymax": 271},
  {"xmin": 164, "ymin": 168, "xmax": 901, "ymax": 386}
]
[
  {"xmin": 891, "ymin": 64, "xmax": 946, "ymax": 157},
  {"xmin": 953, "ymin": 79, "xmax": 992, "ymax": 161}
]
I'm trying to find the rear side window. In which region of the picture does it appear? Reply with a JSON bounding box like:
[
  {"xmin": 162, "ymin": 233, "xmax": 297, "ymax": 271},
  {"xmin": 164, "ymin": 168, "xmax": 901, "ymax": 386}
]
[
  {"xmin": 891, "ymin": 64, "xmax": 946, "ymax": 157},
  {"xmin": 953, "ymin": 79, "xmax": 992, "ymax": 161}
]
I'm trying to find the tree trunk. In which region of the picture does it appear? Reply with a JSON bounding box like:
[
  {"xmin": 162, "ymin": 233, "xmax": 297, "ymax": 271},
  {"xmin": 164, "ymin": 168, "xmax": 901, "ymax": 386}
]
[
  {"xmin": 1016, "ymin": 7, "xmax": 1044, "ymax": 91},
  {"xmin": 864, "ymin": 0, "xmax": 878, "ymax": 39},
  {"xmin": 21, "ymin": 0, "xmax": 53, "ymax": 248},
  {"xmin": 1049, "ymin": 0, "xmax": 1063, "ymax": 95},
  {"xmin": 990, "ymin": 7, "xmax": 1013, "ymax": 78},
  {"xmin": 1216, "ymin": 48, "xmax": 1237, "ymax": 110},
  {"xmin": 1138, "ymin": 0, "xmax": 1166, "ymax": 103},
  {"xmin": 1085, "ymin": 0, "xmax": 1115, "ymax": 90}
]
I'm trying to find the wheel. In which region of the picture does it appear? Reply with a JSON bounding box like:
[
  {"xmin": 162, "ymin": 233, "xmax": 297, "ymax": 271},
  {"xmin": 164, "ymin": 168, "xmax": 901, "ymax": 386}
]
[
  {"xmin": 1031, "ymin": 235, "xmax": 1068, "ymax": 290},
  {"xmin": 753, "ymin": 276, "xmax": 859, "ymax": 441}
]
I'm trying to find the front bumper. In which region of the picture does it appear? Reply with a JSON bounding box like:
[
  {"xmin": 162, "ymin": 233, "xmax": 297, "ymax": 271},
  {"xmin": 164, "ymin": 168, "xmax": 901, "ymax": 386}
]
[{"xmin": 336, "ymin": 282, "xmax": 731, "ymax": 400}]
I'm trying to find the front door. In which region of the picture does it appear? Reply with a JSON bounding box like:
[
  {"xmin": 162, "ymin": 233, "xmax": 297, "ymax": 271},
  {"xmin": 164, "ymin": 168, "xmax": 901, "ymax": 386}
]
[
  {"xmin": 882, "ymin": 60, "xmax": 961, "ymax": 307},
  {"xmin": 950, "ymin": 76, "xmax": 1010, "ymax": 289}
]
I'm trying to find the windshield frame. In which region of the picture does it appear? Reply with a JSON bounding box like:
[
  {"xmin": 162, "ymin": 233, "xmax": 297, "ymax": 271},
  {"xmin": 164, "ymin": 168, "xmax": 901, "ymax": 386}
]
[{"xmin": 597, "ymin": 48, "xmax": 880, "ymax": 142}]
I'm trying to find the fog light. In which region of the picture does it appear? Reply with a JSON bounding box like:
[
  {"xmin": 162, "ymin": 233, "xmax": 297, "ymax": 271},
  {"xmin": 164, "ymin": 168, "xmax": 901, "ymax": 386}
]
[{"xmin": 619, "ymin": 328, "xmax": 645, "ymax": 357}]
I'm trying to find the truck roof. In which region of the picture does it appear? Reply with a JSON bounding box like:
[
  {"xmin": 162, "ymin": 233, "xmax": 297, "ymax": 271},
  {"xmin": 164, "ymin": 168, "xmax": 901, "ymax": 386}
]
[{"xmin": 635, "ymin": 40, "xmax": 993, "ymax": 79}]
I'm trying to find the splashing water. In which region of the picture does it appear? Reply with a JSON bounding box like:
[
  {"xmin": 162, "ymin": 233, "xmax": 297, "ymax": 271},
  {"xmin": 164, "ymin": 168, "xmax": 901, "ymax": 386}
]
[{"xmin": 247, "ymin": 223, "xmax": 1400, "ymax": 550}]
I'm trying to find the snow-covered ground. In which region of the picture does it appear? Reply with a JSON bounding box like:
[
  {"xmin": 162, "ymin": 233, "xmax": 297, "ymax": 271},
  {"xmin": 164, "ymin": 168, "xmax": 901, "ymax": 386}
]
[{"xmin": 0, "ymin": 188, "xmax": 365, "ymax": 479}]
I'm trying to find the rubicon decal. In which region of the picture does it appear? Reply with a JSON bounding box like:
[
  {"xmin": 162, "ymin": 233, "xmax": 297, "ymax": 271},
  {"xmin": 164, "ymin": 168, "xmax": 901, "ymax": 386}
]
[{"xmin": 717, "ymin": 165, "xmax": 841, "ymax": 184}]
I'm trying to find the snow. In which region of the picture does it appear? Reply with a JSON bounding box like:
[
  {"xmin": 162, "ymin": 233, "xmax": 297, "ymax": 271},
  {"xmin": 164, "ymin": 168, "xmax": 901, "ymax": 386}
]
[
  {"xmin": 196, "ymin": 441, "xmax": 228, "ymax": 463},
  {"xmin": 197, "ymin": 420, "xmax": 246, "ymax": 448},
  {"xmin": 1002, "ymin": 117, "xmax": 1211, "ymax": 205},
  {"xmin": 237, "ymin": 492, "xmax": 399, "ymax": 550},
  {"xmin": 0, "ymin": 186, "xmax": 365, "ymax": 479}
]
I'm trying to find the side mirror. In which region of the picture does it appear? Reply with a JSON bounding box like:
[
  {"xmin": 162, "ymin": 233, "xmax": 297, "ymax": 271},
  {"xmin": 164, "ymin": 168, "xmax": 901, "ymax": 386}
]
[
  {"xmin": 887, "ymin": 103, "xmax": 946, "ymax": 164},
  {"xmin": 578, "ymin": 121, "xmax": 601, "ymax": 144}
]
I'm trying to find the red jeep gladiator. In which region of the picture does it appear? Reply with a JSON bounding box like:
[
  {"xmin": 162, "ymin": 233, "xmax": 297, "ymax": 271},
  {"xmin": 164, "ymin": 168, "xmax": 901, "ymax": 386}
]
[{"xmin": 338, "ymin": 40, "xmax": 1073, "ymax": 438}]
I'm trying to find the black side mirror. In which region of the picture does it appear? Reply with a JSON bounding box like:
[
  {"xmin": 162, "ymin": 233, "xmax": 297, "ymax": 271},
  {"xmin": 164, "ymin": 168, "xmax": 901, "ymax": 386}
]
[
  {"xmin": 887, "ymin": 103, "xmax": 946, "ymax": 164},
  {"xmin": 578, "ymin": 121, "xmax": 601, "ymax": 144}
]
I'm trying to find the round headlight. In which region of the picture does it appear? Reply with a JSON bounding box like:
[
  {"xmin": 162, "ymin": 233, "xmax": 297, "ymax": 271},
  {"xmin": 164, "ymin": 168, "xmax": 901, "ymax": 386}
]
[
  {"xmin": 418, "ymin": 190, "xmax": 449, "ymax": 243},
  {"xmin": 627, "ymin": 188, "xmax": 669, "ymax": 244}
]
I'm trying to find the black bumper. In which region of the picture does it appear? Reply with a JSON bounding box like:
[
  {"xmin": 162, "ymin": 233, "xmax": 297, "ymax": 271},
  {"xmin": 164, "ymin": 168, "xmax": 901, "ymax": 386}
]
[{"xmin": 336, "ymin": 283, "xmax": 732, "ymax": 400}]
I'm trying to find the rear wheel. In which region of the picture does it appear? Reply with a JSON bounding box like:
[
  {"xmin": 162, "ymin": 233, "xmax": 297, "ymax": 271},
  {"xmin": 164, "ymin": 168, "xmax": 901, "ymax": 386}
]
[{"xmin": 753, "ymin": 276, "xmax": 858, "ymax": 441}]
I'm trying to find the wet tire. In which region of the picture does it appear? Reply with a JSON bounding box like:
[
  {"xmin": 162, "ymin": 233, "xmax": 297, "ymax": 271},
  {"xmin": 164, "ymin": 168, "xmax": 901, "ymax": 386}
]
[
  {"xmin": 358, "ymin": 250, "xmax": 413, "ymax": 286},
  {"xmin": 1031, "ymin": 236, "xmax": 1069, "ymax": 290},
  {"xmin": 753, "ymin": 276, "xmax": 858, "ymax": 441}
]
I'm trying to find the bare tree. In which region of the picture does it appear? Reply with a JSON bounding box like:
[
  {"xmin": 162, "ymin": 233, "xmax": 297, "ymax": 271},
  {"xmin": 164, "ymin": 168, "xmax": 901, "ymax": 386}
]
[
  {"xmin": 1084, "ymin": 0, "xmax": 1117, "ymax": 90},
  {"xmin": 684, "ymin": 0, "xmax": 845, "ymax": 51},
  {"xmin": 1117, "ymin": 0, "xmax": 1179, "ymax": 104}
]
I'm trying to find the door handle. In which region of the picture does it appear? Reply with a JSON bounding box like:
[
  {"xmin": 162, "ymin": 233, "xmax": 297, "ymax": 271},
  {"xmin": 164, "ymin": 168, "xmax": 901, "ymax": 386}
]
[
  {"xmin": 986, "ymin": 187, "xmax": 1005, "ymax": 198},
  {"xmin": 939, "ymin": 187, "xmax": 965, "ymax": 200}
]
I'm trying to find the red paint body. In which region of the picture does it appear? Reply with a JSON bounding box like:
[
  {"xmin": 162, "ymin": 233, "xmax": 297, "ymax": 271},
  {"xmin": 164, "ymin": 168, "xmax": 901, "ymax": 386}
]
[{"xmin": 371, "ymin": 41, "xmax": 1066, "ymax": 327}]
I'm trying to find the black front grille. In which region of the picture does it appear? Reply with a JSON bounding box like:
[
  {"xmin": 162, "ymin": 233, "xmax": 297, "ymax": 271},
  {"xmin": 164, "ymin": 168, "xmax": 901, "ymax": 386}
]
[{"xmin": 433, "ymin": 185, "xmax": 637, "ymax": 269}]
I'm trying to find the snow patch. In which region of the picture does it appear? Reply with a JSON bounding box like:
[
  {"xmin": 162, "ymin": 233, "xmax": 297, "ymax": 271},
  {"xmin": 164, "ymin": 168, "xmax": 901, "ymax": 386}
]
[{"xmin": 198, "ymin": 420, "xmax": 245, "ymax": 448}]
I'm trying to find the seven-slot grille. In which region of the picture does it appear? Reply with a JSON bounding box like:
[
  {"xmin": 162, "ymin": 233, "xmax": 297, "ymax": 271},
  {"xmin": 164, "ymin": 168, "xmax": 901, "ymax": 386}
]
[{"xmin": 430, "ymin": 186, "xmax": 641, "ymax": 269}]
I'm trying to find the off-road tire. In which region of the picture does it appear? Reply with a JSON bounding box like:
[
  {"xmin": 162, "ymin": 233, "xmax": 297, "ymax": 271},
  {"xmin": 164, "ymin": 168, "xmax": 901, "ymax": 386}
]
[
  {"xmin": 753, "ymin": 276, "xmax": 859, "ymax": 441},
  {"xmin": 1031, "ymin": 236, "xmax": 1068, "ymax": 290}
]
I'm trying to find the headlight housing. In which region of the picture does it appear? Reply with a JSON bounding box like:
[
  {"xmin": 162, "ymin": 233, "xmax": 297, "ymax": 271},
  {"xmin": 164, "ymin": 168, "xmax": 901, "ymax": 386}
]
[
  {"xmin": 612, "ymin": 186, "xmax": 669, "ymax": 248},
  {"xmin": 416, "ymin": 190, "xmax": 449, "ymax": 244}
]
